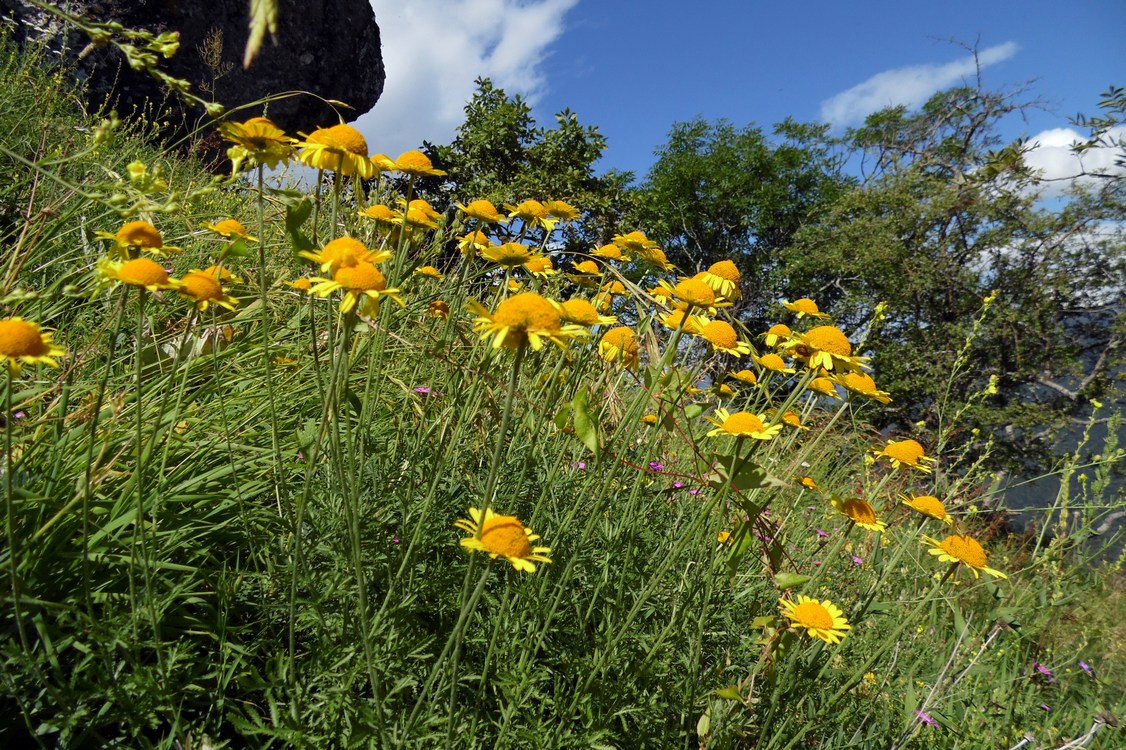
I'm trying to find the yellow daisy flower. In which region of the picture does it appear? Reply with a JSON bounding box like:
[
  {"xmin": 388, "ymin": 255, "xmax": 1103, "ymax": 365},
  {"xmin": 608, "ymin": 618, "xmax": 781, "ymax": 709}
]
[
  {"xmin": 808, "ymin": 376, "xmax": 842, "ymax": 400},
  {"xmin": 415, "ymin": 265, "xmax": 443, "ymax": 281},
  {"xmin": 98, "ymin": 256, "xmax": 179, "ymax": 291},
  {"xmin": 659, "ymin": 309, "xmax": 709, "ymax": 335},
  {"xmin": 705, "ymin": 408, "xmax": 782, "ymax": 440},
  {"xmin": 794, "ymin": 475, "xmax": 820, "ymax": 491},
  {"xmin": 398, "ymin": 198, "xmax": 442, "ymax": 230},
  {"xmin": 218, "ymin": 116, "xmax": 296, "ymax": 170},
  {"xmin": 201, "ymin": 265, "xmax": 242, "ymax": 284},
  {"xmin": 921, "ymin": 534, "xmax": 1007, "ymax": 579},
  {"xmin": 523, "ymin": 256, "xmax": 558, "ymax": 278},
  {"xmin": 203, "ymin": 218, "xmax": 255, "ymax": 241},
  {"xmin": 902, "ymin": 495, "xmax": 953, "ymax": 524},
  {"xmin": 697, "ymin": 320, "xmax": 752, "ymax": 357},
  {"xmin": 297, "ymin": 123, "xmax": 375, "ymax": 178},
  {"xmin": 779, "ymin": 595, "xmax": 851, "ymax": 644},
  {"xmin": 671, "ymin": 278, "xmax": 716, "ymax": 309},
  {"xmin": 568, "ymin": 259, "xmax": 604, "ymax": 284},
  {"xmin": 455, "ymin": 507, "xmax": 551, "ymax": 573},
  {"xmin": 838, "ymin": 371, "xmax": 891, "ymax": 404},
  {"xmin": 116, "ymin": 220, "xmax": 164, "ymax": 252},
  {"xmin": 832, "ymin": 497, "xmax": 887, "ymax": 533},
  {"xmin": 761, "ymin": 323, "xmax": 792, "ymax": 348},
  {"xmin": 698, "ymin": 259, "xmax": 741, "ymax": 300},
  {"xmin": 370, "ymin": 153, "xmax": 397, "ymax": 172},
  {"xmin": 456, "ymin": 199, "xmax": 507, "ymax": 223},
  {"xmin": 730, "ymin": 369, "xmax": 757, "ymax": 386},
  {"xmin": 481, "ymin": 242, "xmax": 542, "ymax": 269},
  {"xmin": 393, "ymin": 149, "xmax": 447, "ymax": 177},
  {"xmin": 753, "ymin": 352, "xmax": 795, "ymax": 375},
  {"xmin": 543, "ymin": 199, "xmax": 580, "ymax": 221},
  {"xmin": 872, "ymin": 438, "xmax": 937, "ymax": 473},
  {"xmin": 559, "ymin": 298, "xmax": 617, "ymax": 327},
  {"xmin": 598, "ymin": 326, "xmax": 639, "ymax": 369},
  {"xmin": 471, "ymin": 292, "xmax": 586, "ymax": 351},
  {"xmin": 592, "ymin": 243, "xmax": 627, "ymax": 260},
  {"xmin": 178, "ymin": 270, "xmax": 238, "ymax": 311},
  {"xmin": 775, "ymin": 409, "xmax": 809, "ymax": 430},
  {"xmin": 782, "ymin": 297, "xmax": 830, "ymax": 319},
  {"xmin": 637, "ymin": 245, "xmax": 674, "ymax": 272},
  {"xmin": 505, "ymin": 200, "xmax": 554, "ymax": 230},
  {"xmin": 360, "ymin": 204, "xmax": 400, "ymax": 226},
  {"xmin": 308, "ymin": 261, "xmax": 404, "ymax": 315},
  {"xmin": 428, "ymin": 299, "xmax": 450, "ymax": 320},
  {"xmin": 640, "ymin": 414, "xmax": 659, "ymax": 425},
  {"xmin": 786, "ymin": 325, "xmax": 868, "ymax": 372},
  {"xmin": 612, "ymin": 230, "xmax": 658, "ymax": 255},
  {"xmin": 457, "ymin": 230, "xmax": 493, "ymax": 256},
  {"xmin": 299, "ymin": 236, "xmax": 392, "ymax": 274},
  {"xmin": 0, "ymin": 317, "xmax": 64, "ymax": 375}
]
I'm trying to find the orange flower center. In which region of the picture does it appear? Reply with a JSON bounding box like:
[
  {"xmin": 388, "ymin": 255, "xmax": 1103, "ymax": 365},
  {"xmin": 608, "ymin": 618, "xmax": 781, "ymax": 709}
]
[
  {"xmin": 524, "ymin": 258, "xmax": 552, "ymax": 273},
  {"xmin": 363, "ymin": 205, "xmax": 397, "ymax": 222},
  {"xmin": 885, "ymin": 439, "xmax": 926, "ymax": 464},
  {"xmin": 790, "ymin": 601, "xmax": 833, "ymax": 629},
  {"xmin": 809, "ymin": 377, "xmax": 837, "ymax": 396},
  {"xmin": 510, "ymin": 200, "xmax": 547, "ymax": 219},
  {"xmin": 560, "ymin": 299, "xmax": 601, "ymax": 326},
  {"xmin": 724, "ymin": 412, "xmax": 765, "ymax": 435},
  {"xmin": 841, "ymin": 498, "xmax": 878, "ymax": 525},
  {"xmin": 758, "ymin": 353, "xmax": 787, "ymax": 371},
  {"xmin": 180, "ymin": 272, "xmax": 223, "ymax": 301},
  {"xmin": 595, "ymin": 243, "xmax": 622, "ymax": 259},
  {"xmin": 732, "ymin": 369, "xmax": 757, "ymax": 384},
  {"xmin": 116, "ymin": 220, "xmax": 163, "ymax": 248},
  {"xmin": 782, "ymin": 411, "xmax": 802, "ymax": 427},
  {"xmin": 311, "ymin": 124, "xmax": 368, "ymax": 156},
  {"xmin": 601, "ymin": 326, "xmax": 637, "ymax": 352},
  {"xmin": 462, "ymin": 200, "xmax": 501, "ymax": 220},
  {"xmin": 766, "ymin": 323, "xmax": 791, "ymax": 338},
  {"xmin": 672, "ymin": 278, "xmax": 716, "ymax": 307},
  {"xmin": 210, "ymin": 219, "xmax": 247, "ymax": 237},
  {"xmin": 118, "ymin": 257, "xmax": 169, "ymax": 287},
  {"xmin": 573, "ymin": 260, "xmax": 601, "ymax": 275},
  {"xmin": 321, "ymin": 237, "xmax": 369, "ymax": 267},
  {"xmin": 478, "ymin": 515, "xmax": 533, "ymax": 558},
  {"xmin": 707, "ymin": 259, "xmax": 740, "ymax": 281},
  {"xmin": 804, "ymin": 326, "xmax": 852, "ymax": 357},
  {"xmin": 492, "ymin": 293, "xmax": 561, "ymax": 332},
  {"xmin": 939, "ymin": 535, "xmax": 988, "ymax": 568},
  {"xmin": 334, "ymin": 262, "xmax": 386, "ymax": 291},
  {"xmin": 909, "ymin": 496, "xmax": 947, "ymax": 519},
  {"xmin": 843, "ymin": 372, "xmax": 877, "ymax": 392},
  {"xmin": 0, "ymin": 319, "xmax": 46, "ymax": 357},
  {"xmin": 395, "ymin": 150, "xmax": 437, "ymax": 173},
  {"xmin": 701, "ymin": 320, "xmax": 738, "ymax": 349},
  {"xmin": 791, "ymin": 297, "xmax": 821, "ymax": 315}
]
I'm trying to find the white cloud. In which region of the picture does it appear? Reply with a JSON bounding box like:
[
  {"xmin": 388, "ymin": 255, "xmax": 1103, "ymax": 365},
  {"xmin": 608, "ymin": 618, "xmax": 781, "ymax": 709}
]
[
  {"xmin": 1023, "ymin": 126, "xmax": 1126, "ymax": 198},
  {"xmin": 820, "ymin": 42, "xmax": 1019, "ymax": 126},
  {"xmin": 354, "ymin": 0, "xmax": 579, "ymax": 159}
]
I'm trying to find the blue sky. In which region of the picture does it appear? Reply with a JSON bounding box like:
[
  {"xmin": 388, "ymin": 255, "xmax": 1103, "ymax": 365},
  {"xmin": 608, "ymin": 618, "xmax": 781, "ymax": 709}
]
[{"xmin": 359, "ymin": 0, "xmax": 1124, "ymax": 187}]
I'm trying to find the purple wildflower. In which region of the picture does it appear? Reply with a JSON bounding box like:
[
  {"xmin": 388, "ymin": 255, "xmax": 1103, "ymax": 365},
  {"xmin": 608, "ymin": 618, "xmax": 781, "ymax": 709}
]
[
  {"xmin": 689, "ymin": 488, "xmax": 701, "ymax": 496},
  {"xmin": 672, "ymin": 481, "xmax": 685, "ymax": 489},
  {"xmin": 572, "ymin": 461, "xmax": 586, "ymax": 470},
  {"xmin": 1079, "ymin": 660, "xmax": 1093, "ymax": 675},
  {"xmin": 1039, "ymin": 703, "xmax": 1051, "ymax": 712},
  {"xmin": 391, "ymin": 537, "xmax": 400, "ymax": 543},
  {"xmin": 812, "ymin": 559, "xmax": 823, "ymax": 566},
  {"xmin": 13, "ymin": 411, "xmax": 25, "ymax": 419},
  {"xmin": 815, "ymin": 528, "xmax": 830, "ymax": 539},
  {"xmin": 414, "ymin": 386, "xmax": 431, "ymax": 394},
  {"xmin": 850, "ymin": 555, "xmax": 863, "ymax": 565},
  {"xmin": 1033, "ymin": 662, "xmax": 1054, "ymax": 682},
  {"xmin": 914, "ymin": 710, "xmax": 938, "ymax": 728},
  {"xmin": 649, "ymin": 461, "xmax": 665, "ymax": 471}
]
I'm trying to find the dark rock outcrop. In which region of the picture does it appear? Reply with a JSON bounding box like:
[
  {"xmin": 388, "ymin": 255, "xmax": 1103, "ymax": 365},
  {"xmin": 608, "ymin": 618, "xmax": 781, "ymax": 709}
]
[{"xmin": 0, "ymin": 0, "xmax": 384, "ymax": 139}]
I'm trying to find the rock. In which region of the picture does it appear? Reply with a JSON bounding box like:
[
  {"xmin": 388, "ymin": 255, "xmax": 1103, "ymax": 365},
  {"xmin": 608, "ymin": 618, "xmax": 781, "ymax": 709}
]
[{"xmin": 0, "ymin": 0, "xmax": 384, "ymax": 144}]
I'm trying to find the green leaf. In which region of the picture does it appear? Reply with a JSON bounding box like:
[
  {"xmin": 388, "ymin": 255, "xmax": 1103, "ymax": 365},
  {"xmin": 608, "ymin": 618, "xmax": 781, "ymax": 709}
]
[
  {"xmin": 774, "ymin": 572, "xmax": 811, "ymax": 591},
  {"xmin": 715, "ymin": 685, "xmax": 743, "ymax": 702},
  {"xmin": 704, "ymin": 453, "xmax": 785, "ymax": 492},
  {"xmin": 683, "ymin": 403, "xmax": 705, "ymax": 420},
  {"xmin": 570, "ymin": 391, "xmax": 599, "ymax": 459},
  {"xmin": 284, "ymin": 197, "xmax": 314, "ymax": 252}
]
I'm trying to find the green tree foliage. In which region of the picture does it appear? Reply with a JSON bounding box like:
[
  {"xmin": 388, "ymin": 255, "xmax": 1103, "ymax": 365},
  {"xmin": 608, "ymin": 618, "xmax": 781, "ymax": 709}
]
[
  {"xmin": 419, "ymin": 78, "xmax": 634, "ymax": 251},
  {"xmin": 785, "ymin": 85, "xmax": 1123, "ymax": 463},
  {"xmin": 637, "ymin": 117, "xmax": 851, "ymax": 325}
]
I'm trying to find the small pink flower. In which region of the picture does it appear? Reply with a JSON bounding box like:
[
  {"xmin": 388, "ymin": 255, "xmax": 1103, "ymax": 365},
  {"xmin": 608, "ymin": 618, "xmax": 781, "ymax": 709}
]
[
  {"xmin": 815, "ymin": 528, "xmax": 829, "ymax": 539},
  {"xmin": 914, "ymin": 710, "xmax": 938, "ymax": 728},
  {"xmin": 672, "ymin": 481, "xmax": 685, "ymax": 489},
  {"xmin": 572, "ymin": 461, "xmax": 586, "ymax": 470},
  {"xmin": 850, "ymin": 555, "xmax": 863, "ymax": 565},
  {"xmin": 648, "ymin": 461, "xmax": 665, "ymax": 471}
]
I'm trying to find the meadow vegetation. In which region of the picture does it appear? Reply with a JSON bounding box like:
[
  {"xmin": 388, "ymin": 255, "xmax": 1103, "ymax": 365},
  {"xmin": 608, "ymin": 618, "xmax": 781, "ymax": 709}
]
[{"xmin": 0, "ymin": 14, "xmax": 1123, "ymax": 749}]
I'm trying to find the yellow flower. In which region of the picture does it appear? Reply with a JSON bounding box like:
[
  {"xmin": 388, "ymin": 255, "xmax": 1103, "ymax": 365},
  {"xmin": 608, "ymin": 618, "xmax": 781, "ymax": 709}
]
[
  {"xmin": 808, "ymin": 376, "xmax": 842, "ymax": 400},
  {"xmin": 697, "ymin": 320, "xmax": 752, "ymax": 357},
  {"xmin": 98, "ymin": 256, "xmax": 178, "ymax": 291},
  {"xmin": 297, "ymin": 123, "xmax": 375, "ymax": 177},
  {"xmin": 832, "ymin": 497, "xmax": 887, "ymax": 533},
  {"xmin": 730, "ymin": 369, "xmax": 757, "ymax": 386},
  {"xmin": 659, "ymin": 309, "xmax": 709, "ymax": 335},
  {"xmin": 201, "ymin": 265, "xmax": 242, "ymax": 284},
  {"xmin": 360, "ymin": 204, "xmax": 399, "ymax": 225},
  {"xmin": 713, "ymin": 383, "xmax": 736, "ymax": 398},
  {"xmin": 794, "ymin": 475, "xmax": 819, "ymax": 491},
  {"xmin": 299, "ymin": 236, "xmax": 392, "ymax": 274},
  {"xmin": 637, "ymin": 245, "xmax": 674, "ymax": 271},
  {"xmin": 592, "ymin": 243, "xmax": 626, "ymax": 260},
  {"xmin": 178, "ymin": 270, "xmax": 238, "ymax": 311},
  {"xmin": 0, "ymin": 318, "xmax": 64, "ymax": 375},
  {"xmin": 415, "ymin": 265, "xmax": 443, "ymax": 281},
  {"xmin": 471, "ymin": 292, "xmax": 585, "ymax": 351},
  {"xmin": 705, "ymin": 408, "xmax": 782, "ymax": 440},
  {"xmin": 717, "ymin": 531, "xmax": 732, "ymax": 544},
  {"xmin": 872, "ymin": 438, "xmax": 936, "ymax": 473},
  {"xmin": 779, "ymin": 595, "xmax": 850, "ymax": 644},
  {"xmin": 481, "ymin": 242, "xmax": 542, "ymax": 269},
  {"xmin": 523, "ymin": 256, "xmax": 558, "ymax": 278},
  {"xmin": 505, "ymin": 200, "xmax": 553, "ymax": 230},
  {"xmin": 398, "ymin": 198, "xmax": 442, "ymax": 230},
  {"xmin": 922, "ymin": 534, "xmax": 1007, "ymax": 579},
  {"xmin": 612, "ymin": 230, "xmax": 658, "ymax": 254},
  {"xmin": 786, "ymin": 325, "xmax": 868, "ymax": 372},
  {"xmin": 456, "ymin": 199, "xmax": 506, "ymax": 223},
  {"xmin": 753, "ymin": 352, "xmax": 795, "ymax": 374},
  {"xmin": 640, "ymin": 414, "xmax": 658, "ymax": 426},
  {"xmin": 543, "ymin": 199, "xmax": 580, "ymax": 221},
  {"xmin": 393, "ymin": 149, "xmax": 447, "ymax": 177},
  {"xmin": 116, "ymin": 220, "xmax": 164, "ymax": 252},
  {"xmin": 761, "ymin": 323, "xmax": 792, "ymax": 348},
  {"xmin": 699, "ymin": 259, "xmax": 741, "ymax": 300},
  {"xmin": 371, "ymin": 153, "xmax": 396, "ymax": 172},
  {"xmin": 289, "ymin": 277, "xmax": 313, "ymax": 291},
  {"xmin": 569, "ymin": 260, "xmax": 603, "ymax": 282},
  {"xmin": 598, "ymin": 326, "xmax": 639, "ymax": 369},
  {"xmin": 218, "ymin": 116, "xmax": 296, "ymax": 170},
  {"xmin": 778, "ymin": 410, "xmax": 808, "ymax": 430},
  {"xmin": 457, "ymin": 230, "xmax": 493, "ymax": 256},
  {"xmin": 559, "ymin": 298, "xmax": 616, "ymax": 327},
  {"xmin": 672, "ymin": 278, "xmax": 716, "ymax": 308},
  {"xmin": 902, "ymin": 495, "xmax": 953, "ymax": 524},
  {"xmin": 783, "ymin": 297, "xmax": 830, "ymax": 319},
  {"xmin": 203, "ymin": 218, "xmax": 255, "ymax": 241},
  {"xmin": 308, "ymin": 261, "xmax": 404, "ymax": 315},
  {"xmin": 838, "ymin": 371, "xmax": 891, "ymax": 403},
  {"xmin": 455, "ymin": 507, "xmax": 551, "ymax": 573},
  {"xmin": 428, "ymin": 299, "xmax": 450, "ymax": 320}
]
